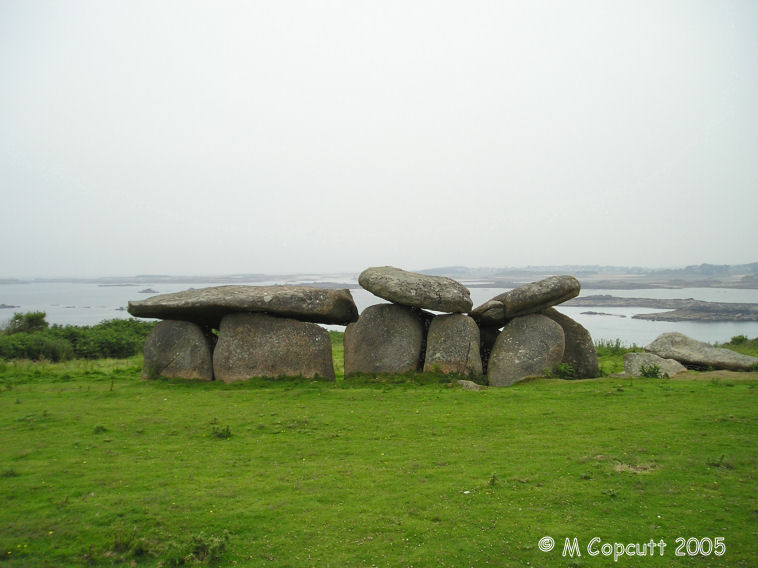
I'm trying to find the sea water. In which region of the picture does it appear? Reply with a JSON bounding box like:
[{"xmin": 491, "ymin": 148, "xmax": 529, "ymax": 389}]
[{"xmin": 2, "ymin": 280, "xmax": 758, "ymax": 347}]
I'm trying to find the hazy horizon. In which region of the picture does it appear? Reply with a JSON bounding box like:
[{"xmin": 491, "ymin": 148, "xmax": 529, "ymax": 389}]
[
  {"xmin": 3, "ymin": 259, "xmax": 757, "ymax": 282},
  {"xmin": 3, "ymin": 1, "xmax": 757, "ymax": 278}
]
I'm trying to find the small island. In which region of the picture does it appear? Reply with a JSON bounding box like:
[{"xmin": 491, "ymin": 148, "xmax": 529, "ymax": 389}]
[{"xmin": 565, "ymin": 295, "xmax": 758, "ymax": 322}]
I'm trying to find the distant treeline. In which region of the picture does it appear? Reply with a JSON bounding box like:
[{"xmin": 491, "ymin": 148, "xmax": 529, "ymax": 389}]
[{"xmin": 0, "ymin": 312, "xmax": 155, "ymax": 361}]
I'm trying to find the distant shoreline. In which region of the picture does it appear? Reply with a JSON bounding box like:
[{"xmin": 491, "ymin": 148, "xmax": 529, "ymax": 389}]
[
  {"xmin": 565, "ymin": 295, "xmax": 758, "ymax": 322},
  {"xmin": 2, "ymin": 261, "xmax": 757, "ymax": 290}
]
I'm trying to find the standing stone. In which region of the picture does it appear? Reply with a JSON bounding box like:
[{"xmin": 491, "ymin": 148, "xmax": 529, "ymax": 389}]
[
  {"xmin": 645, "ymin": 332, "xmax": 758, "ymax": 371},
  {"xmin": 142, "ymin": 320, "xmax": 214, "ymax": 380},
  {"xmin": 128, "ymin": 285, "xmax": 359, "ymax": 328},
  {"xmin": 358, "ymin": 266, "xmax": 473, "ymax": 313},
  {"xmin": 472, "ymin": 275, "xmax": 581, "ymax": 326},
  {"xmin": 487, "ymin": 314, "xmax": 565, "ymax": 387},
  {"xmin": 542, "ymin": 307, "xmax": 599, "ymax": 378},
  {"xmin": 213, "ymin": 313, "xmax": 334, "ymax": 382},
  {"xmin": 423, "ymin": 314, "xmax": 482, "ymax": 376},
  {"xmin": 344, "ymin": 304, "xmax": 426, "ymax": 376},
  {"xmin": 624, "ymin": 352, "xmax": 687, "ymax": 378}
]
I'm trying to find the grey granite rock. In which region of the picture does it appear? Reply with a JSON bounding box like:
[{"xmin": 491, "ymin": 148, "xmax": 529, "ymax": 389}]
[
  {"xmin": 344, "ymin": 303, "xmax": 427, "ymax": 376},
  {"xmin": 358, "ymin": 266, "xmax": 472, "ymax": 313},
  {"xmin": 487, "ymin": 314, "xmax": 565, "ymax": 387},
  {"xmin": 213, "ymin": 313, "xmax": 335, "ymax": 382},
  {"xmin": 128, "ymin": 285, "xmax": 358, "ymax": 327},
  {"xmin": 542, "ymin": 307, "xmax": 599, "ymax": 378},
  {"xmin": 624, "ymin": 352, "xmax": 687, "ymax": 378},
  {"xmin": 472, "ymin": 275, "xmax": 580, "ymax": 325},
  {"xmin": 142, "ymin": 320, "xmax": 215, "ymax": 380},
  {"xmin": 423, "ymin": 314, "xmax": 482, "ymax": 376},
  {"xmin": 645, "ymin": 332, "xmax": 758, "ymax": 371}
]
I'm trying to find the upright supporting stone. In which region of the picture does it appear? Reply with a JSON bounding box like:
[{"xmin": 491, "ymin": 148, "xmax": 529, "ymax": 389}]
[
  {"xmin": 423, "ymin": 314, "xmax": 482, "ymax": 376},
  {"xmin": 542, "ymin": 307, "xmax": 599, "ymax": 378},
  {"xmin": 142, "ymin": 320, "xmax": 215, "ymax": 380},
  {"xmin": 213, "ymin": 313, "xmax": 335, "ymax": 382},
  {"xmin": 487, "ymin": 314, "xmax": 565, "ymax": 387},
  {"xmin": 344, "ymin": 304, "xmax": 426, "ymax": 376}
]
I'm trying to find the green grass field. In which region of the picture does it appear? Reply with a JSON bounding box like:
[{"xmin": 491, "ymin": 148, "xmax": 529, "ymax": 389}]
[{"xmin": 1, "ymin": 338, "xmax": 757, "ymax": 567}]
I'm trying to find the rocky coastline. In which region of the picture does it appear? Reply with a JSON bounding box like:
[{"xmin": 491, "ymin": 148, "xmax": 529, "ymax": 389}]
[{"xmin": 564, "ymin": 295, "xmax": 758, "ymax": 322}]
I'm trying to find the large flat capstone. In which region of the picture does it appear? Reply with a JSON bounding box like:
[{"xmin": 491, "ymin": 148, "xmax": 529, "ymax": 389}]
[
  {"xmin": 358, "ymin": 266, "xmax": 473, "ymax": 313},
  {"xmin": 472, "ymin": 275, "xmax": 580, "ymax": 326},
  {"xmin": 127, "ymin": 285, "xmax": 358, "ymax": 328}
]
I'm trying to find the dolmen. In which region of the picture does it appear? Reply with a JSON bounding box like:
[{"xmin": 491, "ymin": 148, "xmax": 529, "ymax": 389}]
[
  {"xmin": 128, "ymin": 285, "xmax": 358, "ymax": 382},
  {"xmin": 345, "ymin": 266, "xmax": 481, "ymax": 377},
  {"xmin": 346, "ymin": 266, "xmax": 599, "ymax": 386},
  {"xmin": 130, "ymin": 268, "xmax": 602, "ymax": 387}
]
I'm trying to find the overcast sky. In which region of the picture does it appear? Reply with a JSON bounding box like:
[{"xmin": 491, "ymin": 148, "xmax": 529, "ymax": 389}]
[{"xmin": 2, "ymin": 1, "xmax": 757, "ymax": 278}]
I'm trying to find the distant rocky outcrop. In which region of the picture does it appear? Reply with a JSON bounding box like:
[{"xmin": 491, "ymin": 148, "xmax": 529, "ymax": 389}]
[
  {"xmin": 633, "ymin": 302, "xmax": 758, "ymax": 322},
  {"xmin": 565, "ymin": 295, "xmax": 758, "ymax": 322},
  {"xmin": 645, "ymin": 332, "xmax": 758, "ymax": 371}
]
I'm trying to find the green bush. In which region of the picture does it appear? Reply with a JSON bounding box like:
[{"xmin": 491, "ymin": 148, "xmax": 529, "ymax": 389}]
[
  {"xmin": 544, "ymin": 363, "xmax": 577, "ymax": 379},
  {"xmin": 640, "ymin": 364, "xmax": 667, "ymax": 379},
  {"xmin": 0, "ymin": 332, "xmax": 74, "ymax": 362},
  {"xmin": 3, "ymin": 312, "xmax": 50, "ymax": 334},
  {"xmin": 594, "ymin": 338, "xmax": 640, "ymax": 357},
  {"xmin": 719, "ymin": 335, "xmax": 758, "ymax": 358},
  {"xmin": 0, "ymin": 314, "xmax": 155, "ymax": 361},
  {"xmin": 730, "ymin": 334, "xmax": 748, "ymax": 345}
]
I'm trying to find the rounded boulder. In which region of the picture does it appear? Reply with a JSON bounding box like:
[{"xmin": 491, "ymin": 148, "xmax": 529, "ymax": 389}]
[
  {"xmin": 358, "ymin": 266, "xmax": 473, "ymax": 313},
  {"xmin": 487, "ymin": 314, "xmax": 565, "ymax": 387},
  {"xmin": 423, "ymin": 314, "xmax": 482, "ymax": 376},
  {"xmin": 344, "ymin": 303, "xmax": 427, "ymax": 376}
]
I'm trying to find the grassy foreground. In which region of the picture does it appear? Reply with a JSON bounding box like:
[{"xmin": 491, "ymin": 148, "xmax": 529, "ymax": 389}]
[{"xmin": 1, "ymin": 351, "xmax": 757, "ymax": 566}]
